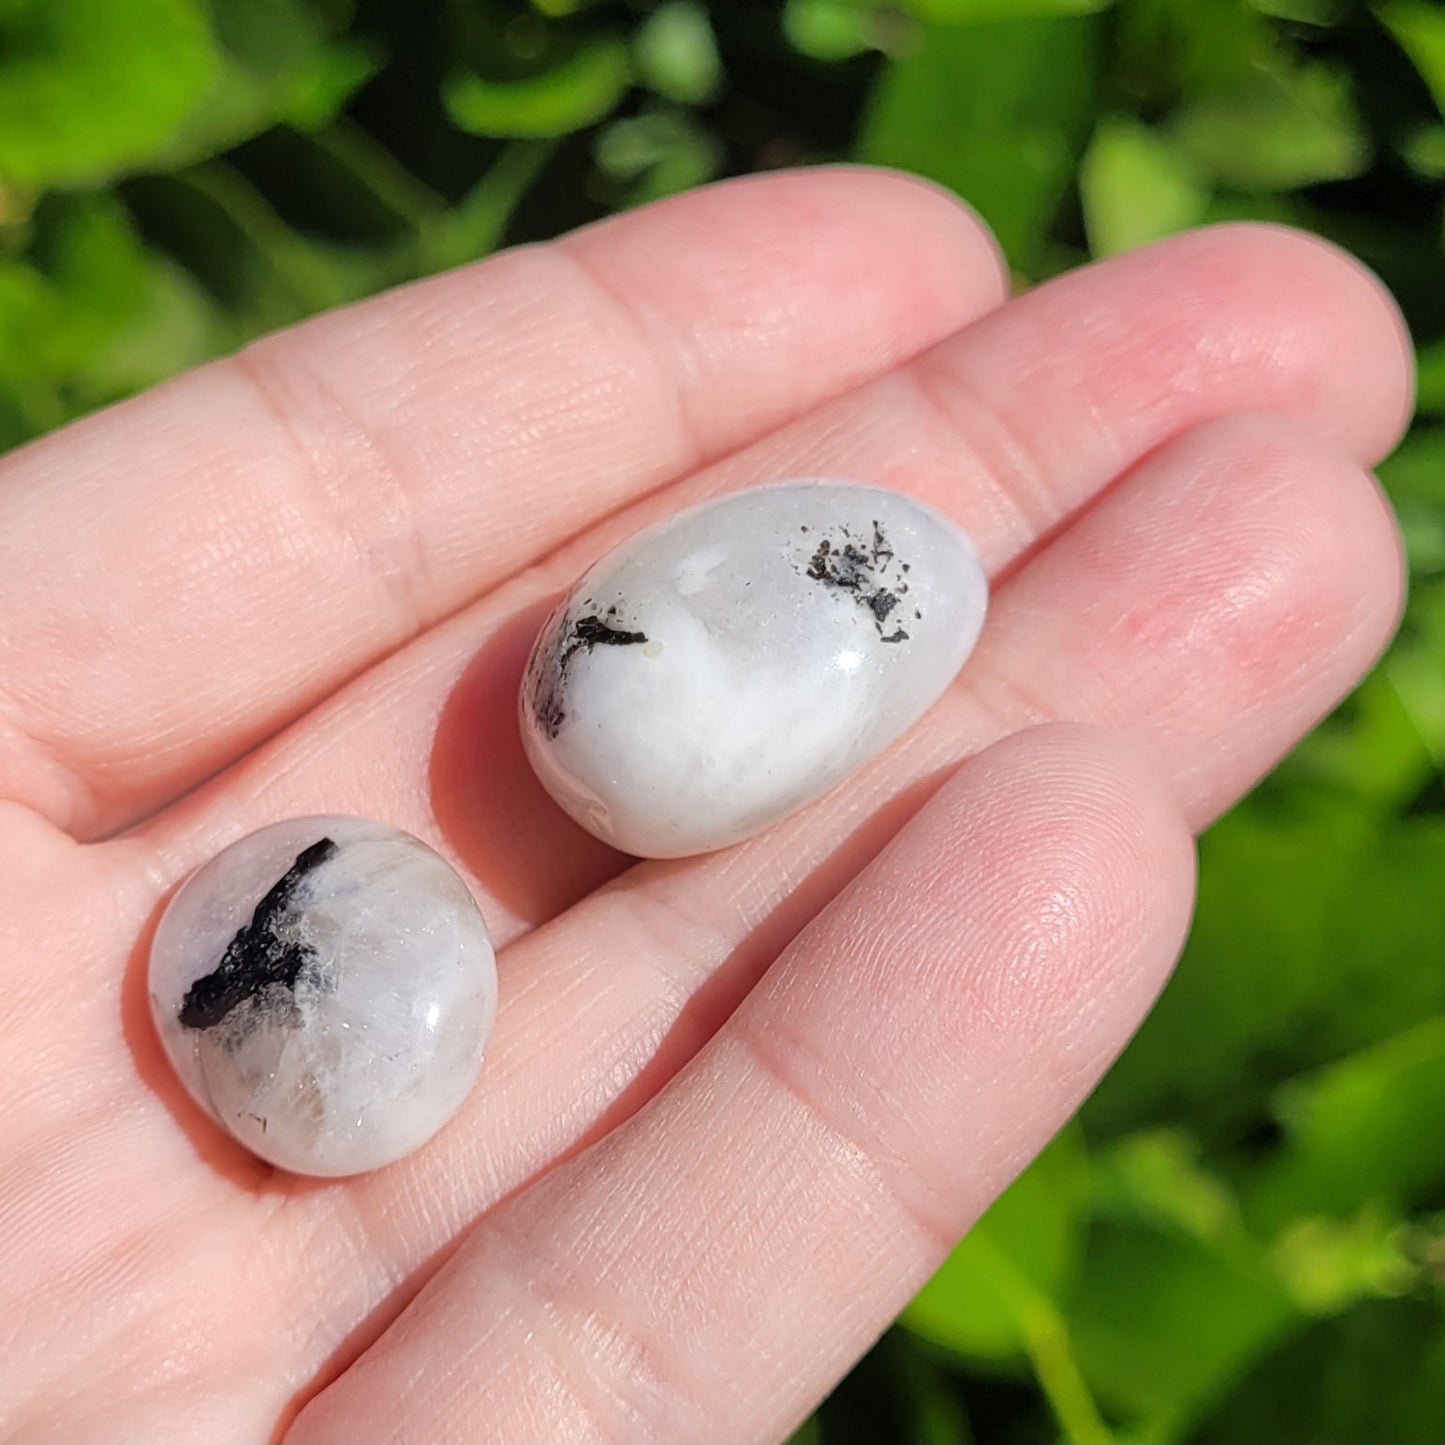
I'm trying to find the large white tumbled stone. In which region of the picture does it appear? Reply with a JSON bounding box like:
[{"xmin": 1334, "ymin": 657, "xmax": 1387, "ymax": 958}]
[
  {"xmin": 149, "ymin": 817, "xmax": 496, "ymax": 1177},
  {"xmin": 520, "ymin": 481, "xmax": 988, "ymax": 858}
]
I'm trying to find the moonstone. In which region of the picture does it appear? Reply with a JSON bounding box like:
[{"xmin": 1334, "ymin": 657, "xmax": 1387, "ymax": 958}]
[
  {"xmin": 148, "ymin": 817, "xmax": 496, "ymax": 1176},
  {"xmin": 520, "ymin": 481, "xmax": 988, "ymax": 858}
]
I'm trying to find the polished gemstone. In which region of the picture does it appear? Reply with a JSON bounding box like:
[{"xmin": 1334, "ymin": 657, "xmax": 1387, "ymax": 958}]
[
  {"xmin": 520, "ymin": 481, "xmax": 989, "ymax": 857},
  {"xmin": 148, "ymin": 817, "xmax": 496, "ymax": 1176}
]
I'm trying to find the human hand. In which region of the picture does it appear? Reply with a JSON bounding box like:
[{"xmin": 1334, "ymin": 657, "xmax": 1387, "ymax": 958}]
[{"xmin": 0, "ymin": 168, "xmax": 1411, "ymax": 1442}]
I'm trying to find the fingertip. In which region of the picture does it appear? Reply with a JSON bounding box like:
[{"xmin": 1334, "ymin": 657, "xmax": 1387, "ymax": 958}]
[
  {"xmin": 920, "ymin": 722, "xmax": 1198, "ymax": 994},
  {"xmin": 1159, "ymin": 222, "xmax": 1416, "ymax": 465},
  {"xmin": 974, "ymin": 721, "xmax": 1196, "ymax": 886},
  {"xmin": 811, "ymin": 163, "xmax": 1012, "ymax": 301},
  {"xmin": 565, "ymin": 164, "xmax": 1011, "ymax": 364}
]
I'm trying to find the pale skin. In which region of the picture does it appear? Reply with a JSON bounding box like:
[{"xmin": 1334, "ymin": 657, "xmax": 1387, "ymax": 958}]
[{"xmin": 0, "ymin": 167, "xmax": 1413, "ymax": 1442}]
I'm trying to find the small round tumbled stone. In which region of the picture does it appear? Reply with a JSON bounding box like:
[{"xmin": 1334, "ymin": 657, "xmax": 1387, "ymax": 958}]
[
  {"xmin": 520, "ymin": 480, "xmax": 989, "ymax": 858},
  {"xmin": 149, "ymin": 817, "xmax": 496, "ymax": 1177}
]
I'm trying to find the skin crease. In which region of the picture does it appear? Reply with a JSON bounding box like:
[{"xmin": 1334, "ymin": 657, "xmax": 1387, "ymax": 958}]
[{"xmin": 0, "ymin": 167, "xmax": 1412, "ymax": 1442}]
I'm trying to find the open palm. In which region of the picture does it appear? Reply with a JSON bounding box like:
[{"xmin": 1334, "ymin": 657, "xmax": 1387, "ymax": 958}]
[{"xmin": 0, "ymin": 169, "xmax": 1411, "ymax": 1443}]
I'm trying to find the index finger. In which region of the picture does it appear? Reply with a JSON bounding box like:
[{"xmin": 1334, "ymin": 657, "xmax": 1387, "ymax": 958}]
[{"xmin": 0, "ymin": 167, "xmax": 1007, "ymax": 839}]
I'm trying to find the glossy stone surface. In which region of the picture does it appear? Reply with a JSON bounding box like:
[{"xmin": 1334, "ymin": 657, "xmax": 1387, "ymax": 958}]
[
  {"xmin": 521, "ymin": 481, "xmax": 988, "ymax": 857},
  {"xmin": 149, "ymin": 817, "xmax": 496, "ymax": 1176}
]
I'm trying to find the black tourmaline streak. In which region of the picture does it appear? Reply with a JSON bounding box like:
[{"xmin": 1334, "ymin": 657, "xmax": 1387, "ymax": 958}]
[
  {"xmin": 532, "ymin": 612, "xmax": 649, "ymax": 739},
  {"xmin": 179, "ymin": 837, "xmax": 339, "ymax": 1031},
  {"xmin": 567, "ymin": 614, "xmax": 648, "ymax": 654}
]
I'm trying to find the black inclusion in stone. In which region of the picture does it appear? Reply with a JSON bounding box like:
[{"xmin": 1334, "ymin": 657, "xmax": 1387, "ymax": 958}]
[
  {"xmin": 178, "ymin": 837, "xmax": 339, "ymax": 1031},
  {"xmin": 532, "ymin": 612, "xmax": 650, "ymax": 739},
  {"xmin": 801, "ymin": 522, "xmax": 914, "ymax": 642},
  {"xmin": 867, "ymin": 589, "xmax": 899, "ymax": 622}
]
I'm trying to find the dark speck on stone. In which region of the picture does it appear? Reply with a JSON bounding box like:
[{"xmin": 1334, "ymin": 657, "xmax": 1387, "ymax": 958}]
[{"xmin": 799, "ymin": 521, "xmax": 913, "ymax": 643}]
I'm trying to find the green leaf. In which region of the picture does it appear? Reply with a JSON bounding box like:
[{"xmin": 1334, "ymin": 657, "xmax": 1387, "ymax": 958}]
[
  {"xmin": 33, "ymin": 194, "xmax": 151, "ymax": 358},
  {"xmin": 1268, "ymin": 1210, "xmax": 1418, "ymax": 1313},
  {"xmin": 1281, "ymin": 661, "xmax": 1438, "ymax": 815},
  {"xmin": 443, "ymin": 39, "xmax": 632, "ymax": 139},
  {"xmin": 1418, "ymin": 340, "xmax": 1445, "ymax": 414},
  {"xmin": 1069, "ymin": 1220, "xmax": 1299, "ymax": 1438},
  {"xmin": 1401, "ymin": 122, "xmax": 1445, "ymax": 176},
  {"xmin": 1086, "ymin": 809, "xmax": 1445, "ymax": 1137},
  {"xmin": 783, "ymin": 0, "xmax": 881, "ymax": 61},
  {"xmin": 899, "ymin": 0, "xmax": 1113, "ymax": 19},
  {"xmin": 1195, "ymin": 1299, "xmax": 1445, "ymax": 1445},
  {"xmin": 859, "ymin": 15, "xmax": 1100, "ymax": 273},
  {"xmin": 1089, "ymin": 1130, "xmax": 1245, "ymax": 1246},
  {"xmin": 1379, "ymin": 424, "xmax": 1445, "ymax": 501},
  {"xmin": 1250, "ymin": 0, "xmax": 1345, "ymax": 20},
  {"xmin": 39, "ymin": 195, "xmax": 225, "ymax": 404},
  {"xmin": 595, "ymin": 110, "xmax": 722, "ymax": 206},
  {"xmin": 1115, "ymin": 0, "xmax": 1275, "ymax": 103},
  {"xmin": 1171, "ymin": 60, "xmax": 1371, "ymax": 190},
  {"xmin": 634, "ymin": 1, "xmax": 722, "ymax": 105},
  {"xmin": 165, "ymin": 0, "xmax": 380, "ymax": 163},
  {"xmin": 0, "ymin": 258, "xmax": 62, "ymax": 429},
  {"xmin": 0, "ymin": 0, "xmax": 217, "ymax": 188},
  {"xmin": 1380, "ymin": 0, "xmax": 1445, "ymax": 118},
  {"xmin": 1079, "ymin": 115, "xmax": 1209, "ymax": 256},
  {"xmin": 1248, "ymin": 1014, "xmax": 1445, "ymax": 1231}
]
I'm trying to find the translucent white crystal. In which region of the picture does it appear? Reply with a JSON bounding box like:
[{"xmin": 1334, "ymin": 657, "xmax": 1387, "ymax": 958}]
[
  {"xmin": 148, "ymin": 817, "xmax": 496, "ymax": 1176},
  {"xmin": 520, "ymin": 481, "xmax": 988, "ymax": 857}
]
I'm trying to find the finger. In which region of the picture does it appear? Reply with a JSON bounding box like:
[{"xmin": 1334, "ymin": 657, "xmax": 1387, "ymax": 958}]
[
  {"xmin": 136, "ymin": 223, "xmax": 1412, "ymax": 934},
  {"xmin": 254, "ymin": 411, "xmax": 1397, "ymax": 1382},
  {"xmin": 0, "ymin": 167, "xmax": 1006, "ymax": 838},
  {"xmin": 286, "ymin": 724, "xmax": 1196, "ymax": 1445}
]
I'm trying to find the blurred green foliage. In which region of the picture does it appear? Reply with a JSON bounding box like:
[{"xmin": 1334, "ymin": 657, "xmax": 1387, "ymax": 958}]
[{"xmin": 3, "ymin": 1, "xmax": 1444, "ymax": 1441}]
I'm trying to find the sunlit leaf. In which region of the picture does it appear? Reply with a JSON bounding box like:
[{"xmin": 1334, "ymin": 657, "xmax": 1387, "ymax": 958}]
[
  {"xmin": 860, "ymin": 15, "xmax": 1099, "ymax": 272},
  {"xmin": 596, "ymin": 110, "xmax": 722, "ymax": 205},
  {"xmin": 635, "ymin": 1, "xmax": 722, "ymax": 105},
  {"xmin": 443, "ymin": 39, "xmax": 632, "ymax": 139},
  {"xmin": 0, "ymin": 0, "xmax": 216, "ymax": 187},
  {"xmin": 1380, "ymin": 0, "xmax": 1445, "ymax": 117},
  {"xmin": 1079, "ymin": 115, "xmax": 1209, "ymax": 255},
  {"xmin": 1268, "ymin": 1210, "xmax": 1417, "ymax": 1312},
  {"xmin": 1086, "ymin": 809, "xmax": 1445, "ymax": 1136},
  {"xmin": 1247, "ymin": 1014, "xmax": 1445, "ymax": 1231},
  {"xmin": 1172, "ymin": 59, "xmax": 1370, "ymax": 189},
  {"xmin": 1089, "ymin": 1130, "xmax": 1244, "ymax": 1245},
  {"xmin": 783, "ymin": 0, "xmax": 881, "ymax": 61}
]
